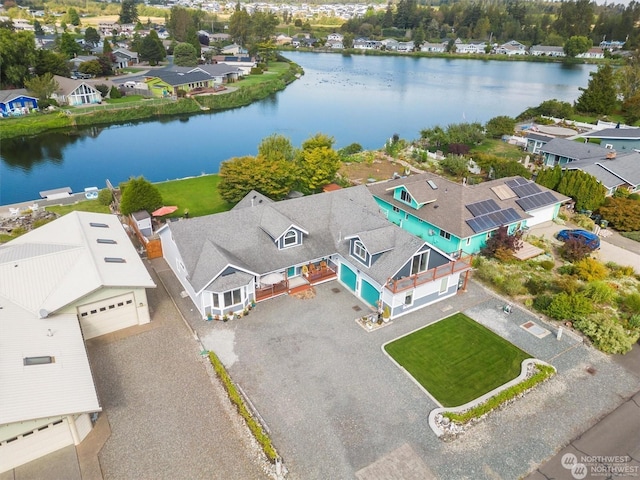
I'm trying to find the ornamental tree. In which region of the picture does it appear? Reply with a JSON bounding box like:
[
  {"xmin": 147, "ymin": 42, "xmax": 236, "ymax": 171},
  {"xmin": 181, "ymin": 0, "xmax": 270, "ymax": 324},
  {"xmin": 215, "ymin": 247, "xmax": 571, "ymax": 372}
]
[{"xmin": 119, "ymin": 177, "xmax": 163, "ymax": 215}]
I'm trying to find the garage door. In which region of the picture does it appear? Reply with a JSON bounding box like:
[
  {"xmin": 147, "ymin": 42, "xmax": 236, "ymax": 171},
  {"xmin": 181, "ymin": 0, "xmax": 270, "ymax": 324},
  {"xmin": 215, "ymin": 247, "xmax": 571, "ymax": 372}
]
[
  {"xmin": 525, "ymin": 205, "xmax": 557, "ymax": 227},
  {"xmin": 78, "ymin": 293, "xmax": 138, "ymax": 339},
  {"xmin": 340, "ymin": 264, "xmax": 357, "ymax": 291},
  {"xmin": 361, "ymin": 279, "xmax": 380, "ymax": 307},
  {"xmin": 0, "ymin": 419, "xmax": 73, "ymax": 472}
]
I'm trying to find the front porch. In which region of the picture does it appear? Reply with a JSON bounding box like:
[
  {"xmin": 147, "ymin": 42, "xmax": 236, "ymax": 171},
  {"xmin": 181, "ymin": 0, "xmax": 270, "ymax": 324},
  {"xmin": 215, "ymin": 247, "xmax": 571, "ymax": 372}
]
[{"xmin": 255, "ymin": 261, "xmax": 337, "ymax": 301}]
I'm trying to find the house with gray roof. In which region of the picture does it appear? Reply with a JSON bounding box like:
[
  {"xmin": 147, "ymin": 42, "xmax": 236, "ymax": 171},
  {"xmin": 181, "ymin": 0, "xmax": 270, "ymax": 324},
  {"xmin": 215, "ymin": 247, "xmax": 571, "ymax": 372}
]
[
  {"xmin": 369, "ymin": 172, "xmax": 568, "ymax": 256},
  {"xmin": 581, "ymin": 126, "xmax": 640, "ymax": 152},
  {"xmin": 525, "ymin": 132, "xmax": 555, "ymax": 154},
  {"xmin": 539, "ymin": 138, "xmax": 611, "ymax": 167},
  {"xmin": 144, "ymin": 70, "xmax": 216, "ymax": 97},
  {"xmin": 51, "ymin": 75, "xmax": 102, "ymax": 106},
  {"xmin": 539, "ymin": 137, "xmax": 640, "ymax": 196},
  {"xmin": 158, "ymin": 186, "xmax": 471, "ymax": 321},
  {"xmin": 566, "ymin": 151, "xmax": 640, "ymax": 196}
]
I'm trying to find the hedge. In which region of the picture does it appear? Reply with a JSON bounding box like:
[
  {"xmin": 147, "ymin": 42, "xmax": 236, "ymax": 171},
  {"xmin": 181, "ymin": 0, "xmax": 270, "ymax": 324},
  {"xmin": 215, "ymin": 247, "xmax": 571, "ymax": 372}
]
[{"xmin": 208, "ymin": 351, "xmax": 278, "ymax": 462}]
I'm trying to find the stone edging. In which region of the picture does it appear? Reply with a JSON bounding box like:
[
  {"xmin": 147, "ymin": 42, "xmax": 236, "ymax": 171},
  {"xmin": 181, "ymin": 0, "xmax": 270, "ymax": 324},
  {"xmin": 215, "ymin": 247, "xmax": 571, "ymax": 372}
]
[{"xmin": 428, "ymin": 358, "xmax": 555, "ymax": 437}]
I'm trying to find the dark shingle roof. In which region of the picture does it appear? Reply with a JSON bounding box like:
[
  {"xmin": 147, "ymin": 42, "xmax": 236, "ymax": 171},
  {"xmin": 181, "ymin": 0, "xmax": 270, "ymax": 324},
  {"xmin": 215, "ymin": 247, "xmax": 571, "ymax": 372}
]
[
  {"xmin": 149, "ymin": 70, "xmax": 213, "ymax": 86},
  {"xmin": 582, "ymin": 127, "xmax": 640, "ymax": 140},
  {"xmin": 368, "ymin": 173, "xmax": 568, "ymax": 238}
]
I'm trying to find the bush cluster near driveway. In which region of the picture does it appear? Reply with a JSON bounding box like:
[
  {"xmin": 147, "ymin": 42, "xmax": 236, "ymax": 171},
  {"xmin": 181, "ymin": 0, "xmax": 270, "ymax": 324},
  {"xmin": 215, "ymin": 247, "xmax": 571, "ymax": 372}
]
[
  {"xmin": 473, "ymin": 240, "xmax": 640, "ymax": 354},
  {"xmin": 384, "ymin": 313, "xmax": 531, "ymax": 408},
  {"xmin": 154, "ymin": 174, "xmax": 232, "ymax": 218}
]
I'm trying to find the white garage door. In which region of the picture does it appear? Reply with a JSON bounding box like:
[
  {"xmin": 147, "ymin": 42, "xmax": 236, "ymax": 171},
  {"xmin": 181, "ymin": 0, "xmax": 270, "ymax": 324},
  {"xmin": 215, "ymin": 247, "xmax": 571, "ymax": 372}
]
[
  {"xmin": 78, "ymin": 292, "xmax": 138, "ymax": 339},
  {"xmin": 0, "ymin": 419, "xmax": 73, "ymax": 473},
  {"xmin": 525, "ymin": 205, "xmax": 557, "ymax": 227}
]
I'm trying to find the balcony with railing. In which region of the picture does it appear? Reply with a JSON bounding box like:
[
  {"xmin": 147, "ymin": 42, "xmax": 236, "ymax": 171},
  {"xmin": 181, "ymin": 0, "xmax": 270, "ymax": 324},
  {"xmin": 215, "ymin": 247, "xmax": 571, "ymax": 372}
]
[{"xmin": 384, "ymin": 255, "xmax": 472, "ymax": 294}]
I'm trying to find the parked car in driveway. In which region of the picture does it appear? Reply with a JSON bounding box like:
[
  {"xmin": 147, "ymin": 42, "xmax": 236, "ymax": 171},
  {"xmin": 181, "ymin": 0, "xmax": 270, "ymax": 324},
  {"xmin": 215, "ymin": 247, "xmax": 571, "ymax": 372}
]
[{"xmin": 556, "ymin": 229, "xmax": 600, "ymax": 250}]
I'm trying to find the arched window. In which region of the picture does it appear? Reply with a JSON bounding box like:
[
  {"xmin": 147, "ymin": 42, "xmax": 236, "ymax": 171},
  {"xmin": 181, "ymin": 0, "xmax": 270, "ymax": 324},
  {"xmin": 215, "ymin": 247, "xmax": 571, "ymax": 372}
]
[
  {"xmin": 353, "ymin": 240, "xmax": 367, "ymax": 263},
  {"xmin": 283, "ymin": 230, "xmax": 297, "ymax": 247}
]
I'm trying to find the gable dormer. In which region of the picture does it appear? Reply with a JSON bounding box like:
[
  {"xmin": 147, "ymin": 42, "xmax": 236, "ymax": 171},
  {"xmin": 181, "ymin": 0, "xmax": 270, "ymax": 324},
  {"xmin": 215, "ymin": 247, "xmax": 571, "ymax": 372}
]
[
  {"xmin": 388, "ymin": 182, "xmax": 437, "ymax": 210},
  {"xmin": 276, "ymin": 227, "xmax": 304, "ymax": 249},
  {"xmin": 345, "ymin": 226, "xmax": 396, "ymax": 268},
  {"xmin": 259, "ymin": 206, "xmax": 308, "ymax": 250},
  {"xmin": 350, "ymin": 238, "xmax": 371, "ymax": 267}
]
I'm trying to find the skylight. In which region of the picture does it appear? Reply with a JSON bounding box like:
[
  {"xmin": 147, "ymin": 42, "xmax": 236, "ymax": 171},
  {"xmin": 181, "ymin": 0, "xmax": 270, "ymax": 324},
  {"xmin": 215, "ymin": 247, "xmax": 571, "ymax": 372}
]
[
  {"xmin": 104, "ymin": 257, "xmax": 126, "ymax": 263},
  {"xmin": 427, "ymin": 180, "xmax": 438, "ymax": 190},
  {"xmin": 90, "ymin": 222, "xmax": 109, "ymax": 228},
  {"xmin": 24, "ymin": 356, "xmax": 55, "ymax": 366},
  {"xmin": 97, "ymin": 239, "xmax": 117, "ymax": 244}
]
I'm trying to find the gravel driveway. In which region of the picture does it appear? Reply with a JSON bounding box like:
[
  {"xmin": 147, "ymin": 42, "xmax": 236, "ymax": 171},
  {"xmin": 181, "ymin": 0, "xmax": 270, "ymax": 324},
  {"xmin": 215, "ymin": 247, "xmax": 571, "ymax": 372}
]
[
  {"xmin": 86, "ymin": 261, "xmax": 269, "ymax": 480},
  {"xmin": 184, "ymin": 279, "xmax": 638, "ymax": 480}
]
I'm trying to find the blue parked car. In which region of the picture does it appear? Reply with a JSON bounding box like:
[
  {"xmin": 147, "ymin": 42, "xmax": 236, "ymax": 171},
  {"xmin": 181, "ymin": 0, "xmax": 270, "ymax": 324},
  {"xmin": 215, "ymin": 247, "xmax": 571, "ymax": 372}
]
[{"xmin": 556, "ymin": 229, "xmax": 600, "ymax": 250}]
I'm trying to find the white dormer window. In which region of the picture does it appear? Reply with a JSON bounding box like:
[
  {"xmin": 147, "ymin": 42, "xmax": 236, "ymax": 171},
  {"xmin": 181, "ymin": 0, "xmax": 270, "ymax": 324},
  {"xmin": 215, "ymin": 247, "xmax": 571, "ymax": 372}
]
[
  {"xmin": 353, "ymin": 240, "xmax": 368, "ymax": 263},
  {"xmin": 283, "ymin": 230, "xmax": 297, "ymax": 247}
]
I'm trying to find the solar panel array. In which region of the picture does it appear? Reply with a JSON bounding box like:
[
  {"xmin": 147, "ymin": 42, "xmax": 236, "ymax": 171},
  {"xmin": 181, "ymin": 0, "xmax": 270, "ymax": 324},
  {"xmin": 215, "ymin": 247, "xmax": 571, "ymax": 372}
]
[
  {"xmin": 505, "ymin": 177, "xmax": 530, "ymax": 188},
  {"xmin": 466, "ymin": 208, "xmax": 523, "ymax": 233},
  {"xmin": 510, "ymin": 182, "xmax": 541, "ymax": 198},
  {"xmin": 516, "ymin": 191, "xmax": 558, "ymax": 211},
  {"xmin": 466, "ymin": 199, "xmax": 501, "ymax": 217}
]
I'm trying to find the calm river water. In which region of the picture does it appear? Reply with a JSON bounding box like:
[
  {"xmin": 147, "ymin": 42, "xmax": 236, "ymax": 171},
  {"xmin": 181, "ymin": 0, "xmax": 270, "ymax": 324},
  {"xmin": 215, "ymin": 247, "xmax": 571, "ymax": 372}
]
[{"xmin": 0, "ymin": 52, "xmax": 596, "ymax": 204}]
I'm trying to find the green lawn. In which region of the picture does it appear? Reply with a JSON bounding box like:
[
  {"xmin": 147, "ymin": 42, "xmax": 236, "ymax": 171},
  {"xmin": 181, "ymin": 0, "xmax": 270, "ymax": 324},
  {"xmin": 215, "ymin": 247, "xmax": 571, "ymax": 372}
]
[
  {"xmin": 384, "ymin": 313, "xmax": 531, "ymax": 407},
  {"xmin": 471, "ymin": 139, "xmax": 524, "ymax": 161},
  {"xmin": 154, "ymin": 174, "xmax": 232, "ymax": 218},
  {"xmin": 45, "ymin": 200, "xmax": 110, "ymax": 215}
]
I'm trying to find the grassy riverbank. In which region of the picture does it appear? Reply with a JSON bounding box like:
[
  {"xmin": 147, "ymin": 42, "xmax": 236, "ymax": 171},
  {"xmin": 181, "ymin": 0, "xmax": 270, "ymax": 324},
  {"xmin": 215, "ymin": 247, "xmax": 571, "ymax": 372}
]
[{"xmin": 0, "ymin": 60, "xmax": 302, "ymax": 140}]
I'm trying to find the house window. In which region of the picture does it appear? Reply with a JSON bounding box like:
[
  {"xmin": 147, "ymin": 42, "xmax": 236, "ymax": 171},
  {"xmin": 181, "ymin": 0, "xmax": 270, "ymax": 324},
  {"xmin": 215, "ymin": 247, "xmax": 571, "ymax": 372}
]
[
  {"xmin": 440, "ymin": 230, "xmax": 451, "ymax": 240},
  {"xmin": 404, "ymin": 292, "xmax": 413, "ymax": 306},
  {"xmin": 212, "ymin": 293, "xmax": 219, "ymax": 308},
  {"xmin": 283, "ymin": 230, "xmax": 297, "ymax": 247},
  {"xmin": 439, "ymin": 277, "xmax": 448, "ymax": 294},
  {"xmin": 400, "ymin": 189, "xmax": 412, "ymax": 204},
  {"xmin": 465, "ymin": 237, "xmax": 471, "ymax": 246},
  {"xmin": 410, "ymin": 252, "xmax": 428, "ymax": 275},
  {"xmin": 224, "ymin": 288, "xmax": 242, "ymax": 306},
  {"xmin": 353, "ymin": 240, "xmax": 368, "ymax": 263},
  {"xmin": 392, "ymin": 206, "xmax": 400, "ymax": 213}
]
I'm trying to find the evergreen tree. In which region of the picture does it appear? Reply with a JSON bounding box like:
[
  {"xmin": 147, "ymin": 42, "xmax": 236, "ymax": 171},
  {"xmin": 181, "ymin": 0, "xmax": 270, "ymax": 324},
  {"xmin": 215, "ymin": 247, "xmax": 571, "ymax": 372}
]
[
  {"xmin": 382, "ymin": 3, "xmax": 394, "ymax": 29},
  {"xmin": 138, "ymin": 30, "xmax": 165, "ymax": 65},
  {"xmin": 119, "ymin": 0, "xmax": 139, "ymax": 25},
  {"xmin": 575, "ymin": 64, "xmax": 617, "ymax": 115}
]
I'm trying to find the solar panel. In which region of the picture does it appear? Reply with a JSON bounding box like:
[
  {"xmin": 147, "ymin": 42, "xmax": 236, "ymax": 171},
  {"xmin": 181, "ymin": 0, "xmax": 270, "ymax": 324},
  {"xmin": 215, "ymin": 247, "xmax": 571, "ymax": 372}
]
[
  {"xmin": 466, "ymin": 199, "xmax": 501, "ymax": 217},
  {"xmin": 505, "ymin": 177, "xmax": 529, "ymax": 188},
  {"xmin": 516, "ymin": 191, "xmax": 558, "ymax": 211},
  {"xmin": 466, "ymin": 208, "xmax": 524, "ymax": 233},
  {"xmin": 511, "ymin": 183, "xmax": 542, "ymax": 198}
]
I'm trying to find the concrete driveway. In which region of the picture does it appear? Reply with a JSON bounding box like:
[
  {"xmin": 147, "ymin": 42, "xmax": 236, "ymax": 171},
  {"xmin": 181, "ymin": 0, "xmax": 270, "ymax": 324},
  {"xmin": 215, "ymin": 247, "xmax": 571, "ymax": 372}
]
[
  {"xmin": 527, "ymin": 221, "xmax": 640, "ymax": 272},
  {"xmin": 174, "ymin": 275, "xmax": 638, "ymax": 480}
]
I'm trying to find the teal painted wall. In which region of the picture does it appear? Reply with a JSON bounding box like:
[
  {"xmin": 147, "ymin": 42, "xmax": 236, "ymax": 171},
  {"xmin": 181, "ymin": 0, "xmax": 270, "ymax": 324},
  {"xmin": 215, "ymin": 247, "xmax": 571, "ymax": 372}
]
[{"xmin": 392, "ymin": 186, "xmax": 421, "ymax": 210}]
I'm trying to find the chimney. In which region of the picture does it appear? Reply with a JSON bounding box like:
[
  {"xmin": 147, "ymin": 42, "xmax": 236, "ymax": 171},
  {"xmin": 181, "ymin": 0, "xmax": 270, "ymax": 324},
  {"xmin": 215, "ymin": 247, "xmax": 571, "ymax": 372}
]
[{"xmin": 606, "ymin": 151, "xmax": 616, "ymax": 160}]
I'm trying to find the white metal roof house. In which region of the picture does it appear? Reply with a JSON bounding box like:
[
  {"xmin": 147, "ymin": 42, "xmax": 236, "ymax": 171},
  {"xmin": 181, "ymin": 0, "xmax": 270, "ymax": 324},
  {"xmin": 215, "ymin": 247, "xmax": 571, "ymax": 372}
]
[
  {"xmin": 159, "ymin": 186, "xmax": 471, "ymax": 321},
  {"xmin": 0, "ymin": 212, "xmax": 155, "ymax": 472}
]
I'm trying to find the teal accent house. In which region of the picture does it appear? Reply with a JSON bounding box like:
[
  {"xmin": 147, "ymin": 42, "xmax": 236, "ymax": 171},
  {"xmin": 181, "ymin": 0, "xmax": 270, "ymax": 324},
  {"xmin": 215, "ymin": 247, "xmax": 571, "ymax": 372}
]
[{"xmin": 368, "ymin": 173, "xmax": 568, "ymax": 256}]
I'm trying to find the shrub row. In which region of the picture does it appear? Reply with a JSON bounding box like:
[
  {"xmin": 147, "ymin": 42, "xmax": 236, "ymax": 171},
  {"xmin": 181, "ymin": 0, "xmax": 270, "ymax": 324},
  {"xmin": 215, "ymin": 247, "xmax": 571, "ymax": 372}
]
[
  {"xmin": 208, "ymin": 351, "xmax": 278, "ymax": 462},
  {"xmin": 443, "ymin": 364, "xmax": 555, "ymax": 424}
]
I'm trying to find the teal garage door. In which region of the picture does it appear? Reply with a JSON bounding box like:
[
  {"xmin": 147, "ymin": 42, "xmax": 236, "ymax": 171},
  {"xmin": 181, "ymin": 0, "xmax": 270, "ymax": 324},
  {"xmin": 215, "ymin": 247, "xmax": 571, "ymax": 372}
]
[
  {"xmin": 361, "ymin": 279, "xmax": 380, "ymax": 306},
  {"xmin": 340, "ymin": 264, "xmax": 357, "ymax": 291}
]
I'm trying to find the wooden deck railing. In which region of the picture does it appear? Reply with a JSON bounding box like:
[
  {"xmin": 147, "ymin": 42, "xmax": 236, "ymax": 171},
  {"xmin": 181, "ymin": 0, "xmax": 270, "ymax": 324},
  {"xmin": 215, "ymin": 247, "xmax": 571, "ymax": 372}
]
[{"xmin": 384, "ymin": 255, "xmax": 473, "ymax": 294}]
